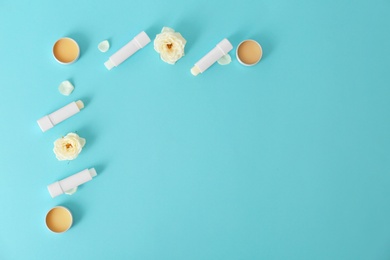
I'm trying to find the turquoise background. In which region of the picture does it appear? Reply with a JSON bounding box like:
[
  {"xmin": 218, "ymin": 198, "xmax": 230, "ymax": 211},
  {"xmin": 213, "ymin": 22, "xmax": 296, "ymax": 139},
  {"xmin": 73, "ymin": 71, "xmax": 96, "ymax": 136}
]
[{"xmin": 0, "ymin": 0, "xmax": 390, "ymax": 259}]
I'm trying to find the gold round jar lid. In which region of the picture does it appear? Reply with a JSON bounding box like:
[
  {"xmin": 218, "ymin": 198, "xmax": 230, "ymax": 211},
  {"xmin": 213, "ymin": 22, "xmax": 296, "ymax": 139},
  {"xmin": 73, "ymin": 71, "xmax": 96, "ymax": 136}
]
[
  {"xmin": 236, "ymin": 39, "xmax": 262, "ymax": 66},
  {"xmin": 45, "ymin": 206, "xmax": 73, "ymax": 233},
  {"xmin": 52, "ymin": 37, "xmax": 80, "ymax": 64}
]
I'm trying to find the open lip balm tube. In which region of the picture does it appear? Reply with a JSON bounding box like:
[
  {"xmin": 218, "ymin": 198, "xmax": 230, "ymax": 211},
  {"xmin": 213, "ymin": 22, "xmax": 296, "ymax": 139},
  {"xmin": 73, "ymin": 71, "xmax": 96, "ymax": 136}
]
[
  {"xmin": 37, "ymin": 100, "xmax": 84, "ymax": 132},
  {"xmin": 48, "ymin": 168, "xmax": 97, "ymax": 198},
  {"xmin": 45, "ymin": 206, "xmax": 73, "ymax": 233},
  {"xmin": 104, "ymin": 31, "xmax": 151, "ymax": 70},
  {"xmin": 53, "ymin": 37, "xmax": 80, "ymax": 64},
  {"xmin": 191, "ymin": 38, "xmax": 233, "ymax": 76},
  {"xmin": 236, "ymin": 39, "xmax": 262, "ymax": 66}
]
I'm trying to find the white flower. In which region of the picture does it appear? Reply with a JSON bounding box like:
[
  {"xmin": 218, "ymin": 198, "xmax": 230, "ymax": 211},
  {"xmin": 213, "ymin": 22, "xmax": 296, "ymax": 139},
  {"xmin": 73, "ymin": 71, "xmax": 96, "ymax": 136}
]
[
  {"xmin": 53, "ymin": 132, "xmax": 86, "ymax": 161},
  {"xmin": 154, "ymin": 27, "xmax": 186, "ymax": 64}
]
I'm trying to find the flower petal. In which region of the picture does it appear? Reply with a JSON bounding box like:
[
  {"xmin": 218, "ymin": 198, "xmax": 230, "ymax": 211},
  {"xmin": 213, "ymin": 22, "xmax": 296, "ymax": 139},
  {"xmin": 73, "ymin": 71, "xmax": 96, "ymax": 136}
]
[
  {"xmin": 174, "ymin": 32, "xmax": 186, "ymax": 45},
  {"xmin": 161, "ymin": 27, "xmax": 174, "ymax": 33},
  {"xmin": 98, "ymin": 40, "xmax": 110, "ymax": 52},
  {"xmin": 78, "ymin": 137, "xmax": 86, "ymax": 147},
  {"xmin": 65, "ymin": 187, "xmax": 78, "ymax": 195},
  {"xmin": 58, "ymin": 80, "xmax": 74, "ymax": 96},
  {"xmin": 217, "ymin": 54, "xmax": 232, "ymax": 65}
]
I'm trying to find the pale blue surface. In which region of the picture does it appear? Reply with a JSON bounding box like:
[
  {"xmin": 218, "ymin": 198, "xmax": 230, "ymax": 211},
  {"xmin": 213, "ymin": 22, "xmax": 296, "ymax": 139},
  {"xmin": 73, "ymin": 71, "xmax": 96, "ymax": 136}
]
[{"xmin": 0, "ymin": 0, "xmax": 390, "ymax": 259}]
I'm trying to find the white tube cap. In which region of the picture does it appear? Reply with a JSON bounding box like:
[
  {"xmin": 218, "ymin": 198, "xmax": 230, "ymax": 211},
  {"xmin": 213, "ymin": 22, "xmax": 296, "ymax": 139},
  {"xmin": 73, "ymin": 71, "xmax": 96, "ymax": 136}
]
[
  {"xmin": 47, "ymin": 182, "xmax": 63, "ymax": 198},
  {"xmin": 104, "ymin": 59, "xmax": 115, "ymax": 70},
  {"xmin": 217, "ymin": 39, "xmax": 233, "ymax": 55},
  {"xmin": 89, "ymin": 168, "xmax": 97, "ymax": 177},
  {"xmin": 37, "ymin": 116, "xmax": 54, "ymax": 132},
  {"xmin": 134, "ymin": 31, "xmax": 151, "ymax": 48}
]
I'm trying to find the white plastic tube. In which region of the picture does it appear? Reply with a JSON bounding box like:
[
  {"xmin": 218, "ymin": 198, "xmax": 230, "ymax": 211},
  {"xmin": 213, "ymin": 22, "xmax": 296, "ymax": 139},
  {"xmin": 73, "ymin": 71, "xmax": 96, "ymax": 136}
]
[
  {"xmin": 37, "ymin": 100, "xmax": 84, "ymax": 132},
  {"xmin": 47, "ymin": 168, "xmax": 97, "ymax": 198},
  {"xmin": 191, "ymin": 38, "xmax": 233, "ymax": 76},
  {"xmin": 104, "ymin": 31, "xmax": 151, "ymax": 70}
]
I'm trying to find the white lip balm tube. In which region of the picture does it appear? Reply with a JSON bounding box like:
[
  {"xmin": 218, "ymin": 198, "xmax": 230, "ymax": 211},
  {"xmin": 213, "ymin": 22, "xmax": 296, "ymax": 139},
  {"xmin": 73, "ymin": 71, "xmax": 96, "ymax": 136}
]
[
  {"xmin": 47, "ymin": 168, "xmax": 97, "ymax": 198},
  {"xmin": 191, "ymin": 38, "xmax": 233, "ymax": 76},
  {"xmin": 37, "ymin": 100, "xmax": 84, "ymax": 132},
  {"xmin": 104, "ymin": 31, "xmax": 151, "ymax": 70}
]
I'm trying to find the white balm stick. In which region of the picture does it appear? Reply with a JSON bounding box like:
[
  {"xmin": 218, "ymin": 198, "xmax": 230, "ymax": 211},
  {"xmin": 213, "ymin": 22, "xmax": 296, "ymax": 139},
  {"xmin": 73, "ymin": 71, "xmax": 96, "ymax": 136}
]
[
  {"xmin": 191, "ymin": 38, "xmax": 233, "ymax": 76},
  {"xmin": 104, "ymin": 31, "xmax": 151, "ymax": 70},
  {"xmin": 47, "ymin": 168, "xmax": 97, "ymax": 198},
  {"xmin": 37, "ymin": 100, "xmax": 84, "ymax": 132}
]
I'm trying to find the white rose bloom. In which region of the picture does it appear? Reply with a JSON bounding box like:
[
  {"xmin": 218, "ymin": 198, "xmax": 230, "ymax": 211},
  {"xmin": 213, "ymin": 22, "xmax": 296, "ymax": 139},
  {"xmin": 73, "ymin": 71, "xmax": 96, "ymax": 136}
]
[
  {"xmin": 53, "ymin": 132, "xmax": 86, "ymax": 161},
  {"xmin": 154, "ymin": 27, "xmax": 186, "ymax": 64}
]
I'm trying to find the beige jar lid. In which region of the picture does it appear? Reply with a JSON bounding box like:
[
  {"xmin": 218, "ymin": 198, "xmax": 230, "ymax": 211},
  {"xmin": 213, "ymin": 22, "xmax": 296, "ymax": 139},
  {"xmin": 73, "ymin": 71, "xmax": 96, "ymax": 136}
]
[
  {"xmin": 52, "ymin": 37, "xmax": 80, "ymax": 64},
  {"xmin": 236, "ymin": 39, "xmax": 262, "ymax": 66},
  {"xmin": 45, "ymin": 206, "xmax": 73, "ymax": 233}
]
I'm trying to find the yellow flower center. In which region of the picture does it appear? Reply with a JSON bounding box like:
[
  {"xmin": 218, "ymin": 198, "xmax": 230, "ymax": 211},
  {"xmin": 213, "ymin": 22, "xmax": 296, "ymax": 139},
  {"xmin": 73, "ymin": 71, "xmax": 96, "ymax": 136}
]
[
  {"xmin": 65, "ymin": 143, "xmax": 73, "ymax": 149},
  {"xmin": 166, "ymin": 43, "xmax": 173, "ymax": 49}
]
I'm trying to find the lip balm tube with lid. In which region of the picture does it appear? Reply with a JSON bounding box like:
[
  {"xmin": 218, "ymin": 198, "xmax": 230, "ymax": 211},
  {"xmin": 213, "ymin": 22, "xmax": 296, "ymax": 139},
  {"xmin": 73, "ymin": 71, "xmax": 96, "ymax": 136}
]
[
  {"xmin": 104, "ymin": 31, "xmax": 151, "ymax": 70},
  {"xmin": 37, "ymin": 100, "xmax": 84, "ymax": 132},
  {"xmin": 47, "ymin": 168, "xmax": 97, "ymax": 198},
  {"xmin": 191, "ymin": 38, "xmax": 233, "ymax": 76}
]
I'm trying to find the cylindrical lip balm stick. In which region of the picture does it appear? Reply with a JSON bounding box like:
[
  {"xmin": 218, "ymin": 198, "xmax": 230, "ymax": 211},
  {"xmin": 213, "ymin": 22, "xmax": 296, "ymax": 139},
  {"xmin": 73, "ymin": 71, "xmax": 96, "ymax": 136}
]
[
  {"xmin": 104, "ymin": 31, "xmax": 151, "ymax": 70},
  {"xmin": 47, "ymin": 168, "xmax": 97, "ymax": 198},
  {"xmin": 37, "ymin": 100, "xmax": 84, "ymax": 132},
  {"xmin": 191, "ymin": 38, "xmax": 233, "ymax": 76}
]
